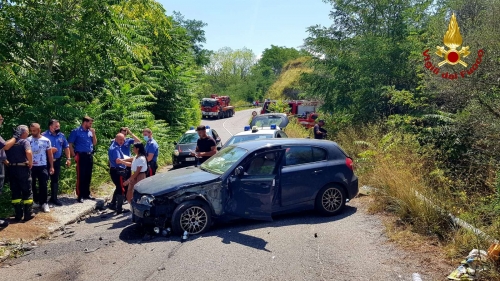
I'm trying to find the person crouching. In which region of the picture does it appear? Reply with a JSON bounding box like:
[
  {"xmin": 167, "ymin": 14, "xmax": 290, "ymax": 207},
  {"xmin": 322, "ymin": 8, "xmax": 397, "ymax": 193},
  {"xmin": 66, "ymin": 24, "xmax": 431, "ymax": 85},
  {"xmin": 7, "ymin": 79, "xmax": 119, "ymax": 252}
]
[{"xmin": 108, "ymin": 133, "xmax": 128, "ymax": 214}]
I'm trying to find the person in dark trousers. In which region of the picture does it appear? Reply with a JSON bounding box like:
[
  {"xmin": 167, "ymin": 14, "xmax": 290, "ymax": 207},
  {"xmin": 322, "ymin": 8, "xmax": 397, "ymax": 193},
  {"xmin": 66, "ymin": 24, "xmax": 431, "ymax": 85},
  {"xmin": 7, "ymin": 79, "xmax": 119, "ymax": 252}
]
[
  {"xmin": 5, "ymin": 125, "xmax": 34, "ymax": 221},
  {"xmin": 143, "ymin": 128, "xmax": 159, "ymax": 177},
  {"xmin": 68, "ymin": 116, "xmax": 97, "ymax": 203},
  {"xmin": 108, "ymin": 133, "xmax": 128, "ymax": 214},
  {"xmin": 313, "ymin": 120, "xmax": 328, "ymax": 139},
  {"xmin": 27, "ymin": 123, "xmax": 54, "ymax": 213},
  {"xmin": 0, "ymin": 114, "xmax": 17, "ymax": 227},
  {"xmin": 190, "ymin": 125, "xmax": 217, "ymax": 165},
  {"xmin": 42, "ymin": 119, "xmax": 71, "ymax": 206}
]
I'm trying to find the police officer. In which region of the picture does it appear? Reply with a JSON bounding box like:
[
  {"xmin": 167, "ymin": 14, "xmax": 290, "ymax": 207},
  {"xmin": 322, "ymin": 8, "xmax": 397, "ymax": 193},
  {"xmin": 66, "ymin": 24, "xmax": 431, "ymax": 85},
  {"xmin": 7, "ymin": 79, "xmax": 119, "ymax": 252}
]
[
  {"xmin": 0, "ymin": 114, "xmax": 16, "ymax": 227},
  {"xmin": 190, "ymin": 125, "xmax": 217, "ymax": 165},
  {"xmin": 111, "ymin": 127, "xmax": 140, "ymax": 156},
  {"xmin": 68, "ymin": 116, "xmax": 97, "ymax": 203},
  {"xmin": 143, "ymin": 128, "xmax": 159, "ymax": 177},
  {"xmin": 42, "ymin": 119, "xmax": 71, "ymax": 206},
  {"xmin": 108, "ymin": 133, "xmax": 128, "ymax": 214},
  {"xmin": 313, "ymin": 120, "xmax": 328, "ymax": 139},
  {"xmin": 5, "ymin": 125, "xmax": 34, "ymax": 221}
]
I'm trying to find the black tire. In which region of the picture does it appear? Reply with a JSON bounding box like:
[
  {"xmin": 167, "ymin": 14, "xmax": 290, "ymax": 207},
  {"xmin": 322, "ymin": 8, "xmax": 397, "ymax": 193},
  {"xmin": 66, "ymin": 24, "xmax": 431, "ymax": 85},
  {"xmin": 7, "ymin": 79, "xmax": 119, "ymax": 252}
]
[
  {"xmin": 229, "ymin": 110, "xmax": 234, "ymax": 117},
  {"xmin": 315, "ymin": 184, "xmax": 346, "ymax": 216},
  {"xmin": 171, "ymin": 200, "xmax": 212, "ymax": 235}
]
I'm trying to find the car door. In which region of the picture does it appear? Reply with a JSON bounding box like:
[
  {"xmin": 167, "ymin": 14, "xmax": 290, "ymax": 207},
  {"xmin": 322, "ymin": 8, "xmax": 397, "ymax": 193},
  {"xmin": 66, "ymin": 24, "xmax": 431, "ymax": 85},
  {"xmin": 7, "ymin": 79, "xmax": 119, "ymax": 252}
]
[
  {"xmin": 226, "ymin": 149, "xmax": 284, "ymax": 221},
  {"xmin": 280, "ymin": 146, "xmax": 329, "ymax": 206},
  {"xmin": 211, "ymin": 129, "xmax": 222, "ymax": 149}
]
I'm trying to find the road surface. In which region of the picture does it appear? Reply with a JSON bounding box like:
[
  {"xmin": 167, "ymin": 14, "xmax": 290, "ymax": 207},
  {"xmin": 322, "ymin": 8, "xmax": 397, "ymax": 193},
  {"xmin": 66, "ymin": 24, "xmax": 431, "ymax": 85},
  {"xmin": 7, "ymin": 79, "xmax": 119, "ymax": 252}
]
[{"xmin": 0, "ymin": 109, "xmax": 438, "ymax": 281}]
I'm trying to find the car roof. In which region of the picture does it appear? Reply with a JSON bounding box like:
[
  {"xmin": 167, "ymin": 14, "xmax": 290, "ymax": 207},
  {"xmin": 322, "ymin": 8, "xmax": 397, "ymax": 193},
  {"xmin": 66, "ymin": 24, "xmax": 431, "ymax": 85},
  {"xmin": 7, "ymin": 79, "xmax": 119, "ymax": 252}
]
[
  {"xmin": 233, "ymin": 128, "xmax": 280, "ymax": 136},
  {"xmin": 184, "ymin": 128, "xmax": 214, "ymax": 134},
  {"xmin": 232, "ymin": 138, "xmax": 339, "ymax": 150},
  {"xmin": 257, "ymin": 113, "xmax": 287, "ymax": 117}
]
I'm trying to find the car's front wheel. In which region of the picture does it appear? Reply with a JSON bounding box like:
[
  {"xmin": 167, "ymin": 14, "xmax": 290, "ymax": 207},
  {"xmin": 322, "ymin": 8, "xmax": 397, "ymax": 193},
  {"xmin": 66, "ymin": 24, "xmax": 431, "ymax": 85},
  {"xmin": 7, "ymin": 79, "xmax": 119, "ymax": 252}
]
[
  {"xmin": 171, "ymin": 200, "xmax": 212, "ymax": 235},
  {"xmin": 315, "ymin": 184, "xmax": 346, "ymax": 216}
]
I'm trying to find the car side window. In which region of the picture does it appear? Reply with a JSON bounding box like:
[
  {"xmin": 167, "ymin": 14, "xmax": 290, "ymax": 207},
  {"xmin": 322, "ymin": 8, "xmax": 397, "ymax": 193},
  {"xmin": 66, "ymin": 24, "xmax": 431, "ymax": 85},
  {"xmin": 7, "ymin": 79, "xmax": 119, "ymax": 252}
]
[
  {"xmin": 245, "ymin": 152, "xmax": 278, "ymax": 176},
  {"xmin": 284, "ymin": 146, "xmax": 313, "ymax": 166},
  {"xmin": 312, "ymin": 147, "xmax": 327, "ymax": 162}
]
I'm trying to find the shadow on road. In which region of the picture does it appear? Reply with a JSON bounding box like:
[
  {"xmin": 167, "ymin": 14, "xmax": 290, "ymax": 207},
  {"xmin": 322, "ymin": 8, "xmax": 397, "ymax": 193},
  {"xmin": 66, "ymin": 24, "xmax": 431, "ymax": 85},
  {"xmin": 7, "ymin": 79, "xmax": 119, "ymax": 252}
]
[{"xmin": 116, "ymin": 205, "xmax": 357, "ymax": 252}]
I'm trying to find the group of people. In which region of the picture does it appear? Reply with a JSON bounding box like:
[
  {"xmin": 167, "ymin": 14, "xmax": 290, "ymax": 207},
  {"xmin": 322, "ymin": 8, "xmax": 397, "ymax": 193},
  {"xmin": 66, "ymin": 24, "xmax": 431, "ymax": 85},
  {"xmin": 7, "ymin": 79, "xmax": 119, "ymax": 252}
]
[
  {"xmin": 0, "ymin": 114, "xmax": 160, "ymax": 226},
  {"xmin": 106, "ymin": 127, "xmax": 158, "ymax": 214}
]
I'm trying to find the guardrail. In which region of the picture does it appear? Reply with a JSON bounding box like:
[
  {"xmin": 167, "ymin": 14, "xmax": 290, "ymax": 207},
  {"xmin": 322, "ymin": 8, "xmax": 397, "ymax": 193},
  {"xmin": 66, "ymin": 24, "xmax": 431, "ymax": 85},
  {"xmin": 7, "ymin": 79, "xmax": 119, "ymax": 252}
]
[{"xmin": 361, "ymin": 185, "xmax": 499, "ymax": 244}]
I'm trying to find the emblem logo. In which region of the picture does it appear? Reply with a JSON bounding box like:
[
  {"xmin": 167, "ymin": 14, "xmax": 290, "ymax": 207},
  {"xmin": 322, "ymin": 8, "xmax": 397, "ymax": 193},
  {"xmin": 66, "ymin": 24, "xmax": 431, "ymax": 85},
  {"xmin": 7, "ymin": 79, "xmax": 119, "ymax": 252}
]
[
  {"xmin": 422, "ymin": 13, "xmax": 484, "ymax": 80},
  {"xmin": 435, "ymin": 13, "xmax": 470, "ymax": 67}
]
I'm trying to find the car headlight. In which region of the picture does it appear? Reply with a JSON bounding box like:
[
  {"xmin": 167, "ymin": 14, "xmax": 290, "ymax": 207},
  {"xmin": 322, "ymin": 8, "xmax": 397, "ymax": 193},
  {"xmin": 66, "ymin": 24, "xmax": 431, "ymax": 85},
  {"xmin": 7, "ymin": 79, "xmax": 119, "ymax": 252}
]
[
  {"xmin": 173, "ymin": 150, "xmax": 179, "ymax": 156},
  {"xmin": 138, "ymin": 195, "xmax": 154, "ymax": 206}
]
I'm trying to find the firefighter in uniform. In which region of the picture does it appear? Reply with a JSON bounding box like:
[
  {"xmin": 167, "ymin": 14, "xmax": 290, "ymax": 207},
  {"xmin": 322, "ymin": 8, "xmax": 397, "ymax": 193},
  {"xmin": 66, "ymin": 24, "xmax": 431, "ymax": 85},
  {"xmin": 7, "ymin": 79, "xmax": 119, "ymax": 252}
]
[
  {"xmin": 108, "ymin": 133, "xmax": 128, "ymax": 213},
  {"xmin": 68, "ymin": 116, "xmax": 97, "ymax": 203},
  {"xmin": 5, "ymin": 125, "xmax": 34, "ymax": 221}
]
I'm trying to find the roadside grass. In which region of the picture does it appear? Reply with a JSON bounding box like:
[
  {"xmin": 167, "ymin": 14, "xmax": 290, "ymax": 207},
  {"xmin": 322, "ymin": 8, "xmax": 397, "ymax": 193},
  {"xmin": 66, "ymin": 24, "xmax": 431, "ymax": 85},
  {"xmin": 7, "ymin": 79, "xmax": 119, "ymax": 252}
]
[
  {"xmin": 283, "ymin": 117, "xmax": 311, "ymax": 138},
  {"xmin": 334, "ymin": 123, "xmax": 500, "ymax": 279}
]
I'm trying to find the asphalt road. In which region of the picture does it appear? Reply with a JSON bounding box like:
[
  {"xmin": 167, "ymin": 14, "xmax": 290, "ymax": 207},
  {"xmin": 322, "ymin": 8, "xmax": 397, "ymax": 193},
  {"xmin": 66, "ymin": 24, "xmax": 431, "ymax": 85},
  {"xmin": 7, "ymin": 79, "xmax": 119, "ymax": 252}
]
[{"xmin": 0, "ymin": 109, "xmax": 435, "ymax": 281}]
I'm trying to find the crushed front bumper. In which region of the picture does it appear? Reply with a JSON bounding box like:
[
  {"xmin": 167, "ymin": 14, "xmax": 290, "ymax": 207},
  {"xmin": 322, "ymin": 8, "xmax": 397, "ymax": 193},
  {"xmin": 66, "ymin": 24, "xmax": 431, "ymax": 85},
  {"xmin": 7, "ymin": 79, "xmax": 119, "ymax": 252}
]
[{"xmin": 131, "ymin": 193, "xmax": 175, "ymax": 227}]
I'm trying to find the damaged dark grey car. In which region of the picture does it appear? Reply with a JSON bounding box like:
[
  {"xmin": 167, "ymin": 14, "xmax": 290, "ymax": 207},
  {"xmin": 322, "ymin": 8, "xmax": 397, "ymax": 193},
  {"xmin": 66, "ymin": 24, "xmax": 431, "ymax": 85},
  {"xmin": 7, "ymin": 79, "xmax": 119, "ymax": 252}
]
[{"xmin": 131, "ymin": 139, "xmax": 358, "ymax": 235}]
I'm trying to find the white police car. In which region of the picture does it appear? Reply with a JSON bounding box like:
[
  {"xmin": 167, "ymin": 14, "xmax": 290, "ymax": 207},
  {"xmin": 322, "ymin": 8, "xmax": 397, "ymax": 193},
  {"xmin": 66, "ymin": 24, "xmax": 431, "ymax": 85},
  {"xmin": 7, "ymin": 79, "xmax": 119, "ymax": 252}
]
[
  {"xmin": 222, "ymin": 124, "xmax": 288, "ymax": 148},
  {"xmin": 172, "ymin": 126, "xmax": 222, "ymax": 168}
]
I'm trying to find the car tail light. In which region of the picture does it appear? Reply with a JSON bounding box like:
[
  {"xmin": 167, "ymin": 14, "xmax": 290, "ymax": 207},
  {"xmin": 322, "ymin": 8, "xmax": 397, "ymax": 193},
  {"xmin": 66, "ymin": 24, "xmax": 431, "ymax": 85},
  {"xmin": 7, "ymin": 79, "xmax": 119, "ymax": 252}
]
[{"xmin": 346, "ymin": 157, "xmax": 354, "ymax": 171}]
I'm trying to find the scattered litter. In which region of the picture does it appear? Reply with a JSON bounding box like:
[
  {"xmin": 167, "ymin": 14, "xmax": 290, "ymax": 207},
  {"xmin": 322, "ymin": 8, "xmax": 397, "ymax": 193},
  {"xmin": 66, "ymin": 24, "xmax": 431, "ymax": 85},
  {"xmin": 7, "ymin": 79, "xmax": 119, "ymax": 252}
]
[
  {"xmin": 43, "ymin": 250, "xmax": 48, "ymax": 255},
  {"xmin": 412, "ymin": 273, "xmax": 422, "ymax": 281},
  {"xmin": 158, "ymin": 266, "xmax": 166, "ymax": 271},
  {"xmin": 314, "ymin": 233, "xmax": 318, "ymax": 238},
  {"xmin": 76, "ymin": 239, "xmax": 85, "ymax": 242},
  {"xmin": 84, "ymin": 247, "xmax": 100, "ymax": 253},
  {"xmin": 181, "ymin": 231, "xmax": 189, "ymax": 243},
  {"xmin": 448, "ymin": 249, "xmax": 488, "ymax": 280},
  {"xmin": 272, "ymin": 256, "xmax": 275, "ymax": 259},
  {"xmin": 268, "ymin": 232, "xmax": 270, "ymax": 234},
  {"xmin": 487, "ymin": 243, "xmax": 500, "ymax": 262},
  {"xmin": 99, "ymin": 237, "xmax": 103, "ymax": 241},
  {"xmin": 36, "ymin": 273, "xmax": 42, "ymax": 277},
  {"xmin": 30, "ymin": 241, "xmax": 37, "ymax": 246}
]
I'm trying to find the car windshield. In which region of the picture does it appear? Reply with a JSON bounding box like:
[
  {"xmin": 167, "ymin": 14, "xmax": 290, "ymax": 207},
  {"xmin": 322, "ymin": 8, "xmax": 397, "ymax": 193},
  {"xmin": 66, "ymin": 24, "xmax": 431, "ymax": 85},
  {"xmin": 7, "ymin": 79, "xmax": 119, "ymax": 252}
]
[
  {"xmin": 201, "ymin": 146, "xmax": 247, "ymax": 175},
  {"xmin": 225, "ymin": 134, "xmax": 273, "ymax": 146},
  {"xmin": 251, "ymin": 116, "xmax": 284, "ymax": 127},
  {"xmin": 178, "ymin": 133, "xmax": 199, "ymax": 144},
  {"xmin": 201, "ymin": 99, "xmax": 217, "ymax": 107}
]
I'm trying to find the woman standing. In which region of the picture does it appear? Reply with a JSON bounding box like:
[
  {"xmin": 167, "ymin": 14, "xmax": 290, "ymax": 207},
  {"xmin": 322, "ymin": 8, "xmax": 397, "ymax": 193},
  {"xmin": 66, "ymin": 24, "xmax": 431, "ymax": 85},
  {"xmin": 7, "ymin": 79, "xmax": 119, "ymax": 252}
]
[{"xmin": 118, "ymin": 143, "xmax": 148, "ymax": 203}]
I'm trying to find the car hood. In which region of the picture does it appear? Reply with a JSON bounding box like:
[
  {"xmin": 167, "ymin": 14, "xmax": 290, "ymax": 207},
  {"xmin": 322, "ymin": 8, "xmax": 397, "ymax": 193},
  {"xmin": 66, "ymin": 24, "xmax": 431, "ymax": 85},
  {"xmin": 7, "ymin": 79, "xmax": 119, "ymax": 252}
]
[
  {"xmin": 134, "ymin": 166, "xmax": 220, "ymax": 196},
  {"xmin": 176, "ymin": 143, "xmax": 197, "ymax": 154}
]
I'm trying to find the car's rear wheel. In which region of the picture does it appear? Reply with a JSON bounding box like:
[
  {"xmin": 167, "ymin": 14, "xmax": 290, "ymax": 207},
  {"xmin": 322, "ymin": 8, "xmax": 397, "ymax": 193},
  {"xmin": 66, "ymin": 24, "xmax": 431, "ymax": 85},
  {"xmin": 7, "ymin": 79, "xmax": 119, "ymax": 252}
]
[
  {"xmin": 315, "ymin": 184, "xmax": 346, "ymax": 216},
  {"xmin": 171, "ymin": 200, "xmax": 212, "ymax": 235}
]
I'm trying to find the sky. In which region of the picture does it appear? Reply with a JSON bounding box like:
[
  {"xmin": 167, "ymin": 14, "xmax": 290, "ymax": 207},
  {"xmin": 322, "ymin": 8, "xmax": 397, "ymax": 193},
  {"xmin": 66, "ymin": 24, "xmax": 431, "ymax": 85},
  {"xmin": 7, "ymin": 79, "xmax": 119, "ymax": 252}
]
[{"xmin": 157, "ymin": 0, "xmax": 333, "ymax": 57}]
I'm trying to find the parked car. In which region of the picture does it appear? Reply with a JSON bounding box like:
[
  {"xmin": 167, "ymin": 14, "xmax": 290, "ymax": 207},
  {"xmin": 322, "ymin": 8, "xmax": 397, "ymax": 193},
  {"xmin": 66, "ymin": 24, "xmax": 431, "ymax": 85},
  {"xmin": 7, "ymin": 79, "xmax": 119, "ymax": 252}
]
[
  {"xmin": 250, "ymin": 113, "xmax": 289, "ymax": 129},
  {"xmin": 172, "ymin": 126, "xmax": 222, "ymax": 168},
  {"xmin": 222, "ymin": 124, "xmax": 287, "ymax": 148},
  {"xmin": 132, "ymin": 139, "xmax": 358, "ymax": 235}
]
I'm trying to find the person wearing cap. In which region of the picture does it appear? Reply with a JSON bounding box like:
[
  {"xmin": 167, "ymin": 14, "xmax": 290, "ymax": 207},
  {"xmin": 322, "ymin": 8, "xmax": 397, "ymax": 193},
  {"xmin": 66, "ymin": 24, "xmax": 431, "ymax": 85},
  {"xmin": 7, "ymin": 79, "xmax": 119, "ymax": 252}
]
[
  {"xmin": 27, "ymin": 123, "xmax": 54, "ymax": 213},
  {"xmin": 0, "ymin": 114, "xmax": 17, "ymax": 227},
  {"xmin": 68, "ymin": 116, "xmax": 97, "ymax": 203},
  {"xmin": 5, "ymin": 125, "xmax": 34, "ymax": 221},
  {"xmin": 143, "ymin": 128, "xmax": 159, "ymax": 177},
  {"xmin": 42, "ymin": 119, "xmax": 71, "ymax": 206},
  {"xmin": 190, "ymin": 125, "xmax": 217, "ymax": 165},
  {"xmin": 313, "ymin": 120, "xmax": 328, "ymax": 139}
]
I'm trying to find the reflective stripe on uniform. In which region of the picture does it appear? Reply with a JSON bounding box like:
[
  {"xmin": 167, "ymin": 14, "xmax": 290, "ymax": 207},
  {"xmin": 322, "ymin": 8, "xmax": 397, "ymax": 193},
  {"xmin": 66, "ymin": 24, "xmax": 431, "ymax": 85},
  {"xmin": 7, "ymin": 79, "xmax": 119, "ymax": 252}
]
[
  {"xmin": 22, "ymin": 199, "xmax": 33, "ymax": 204},
  {"xmin": 12, "ymin": 199, "xmax": 22, "ymax": 204}
]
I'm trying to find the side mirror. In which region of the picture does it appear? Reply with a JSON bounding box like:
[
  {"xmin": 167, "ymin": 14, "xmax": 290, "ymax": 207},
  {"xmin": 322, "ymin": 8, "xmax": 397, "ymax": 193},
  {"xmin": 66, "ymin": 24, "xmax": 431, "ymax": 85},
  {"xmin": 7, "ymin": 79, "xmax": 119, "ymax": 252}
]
[
  {"xmin": 217, "ymin": 146, "xmax": 222, "ymax": 151},
  {"xmin": 173, "ymin": 141, "xmax": 177, "ymax": 145},
  {"xmin": 234, "ymin": 166, "xmax": 244, "ymax": 177}
]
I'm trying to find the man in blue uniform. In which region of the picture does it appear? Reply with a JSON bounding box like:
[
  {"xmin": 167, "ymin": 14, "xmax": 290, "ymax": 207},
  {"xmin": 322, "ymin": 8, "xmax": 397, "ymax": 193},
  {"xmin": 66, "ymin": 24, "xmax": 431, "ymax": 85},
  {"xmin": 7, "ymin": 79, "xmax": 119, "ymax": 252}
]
[
  {"xmin": 143, "ymin": 128, "xmax": 159, "ymax": 177},
  {"xmin": 111, "ymin": 127, "xmax": 140, "ymax": 156},
  {"xmin": 108, "ymin": 133, "xmax": 128, "ymax": 214},
  {"xmin": 43, "ymin": 119, "xmax": 71, "ymax": 206},
  {"xmin": 5, "ymin": 125, "xmax": 34, "ymax": 221},
  {"xmin": 68, "ymin": 116, "xmax": 97, "ymax": 203}
]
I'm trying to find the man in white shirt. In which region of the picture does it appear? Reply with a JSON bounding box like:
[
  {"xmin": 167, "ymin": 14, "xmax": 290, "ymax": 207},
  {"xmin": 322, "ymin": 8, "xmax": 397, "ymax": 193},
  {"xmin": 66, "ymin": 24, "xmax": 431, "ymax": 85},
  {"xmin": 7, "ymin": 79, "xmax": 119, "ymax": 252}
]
[{"xmin": 28, "ymin": 123, "xmax": 54, "ymax": 213}]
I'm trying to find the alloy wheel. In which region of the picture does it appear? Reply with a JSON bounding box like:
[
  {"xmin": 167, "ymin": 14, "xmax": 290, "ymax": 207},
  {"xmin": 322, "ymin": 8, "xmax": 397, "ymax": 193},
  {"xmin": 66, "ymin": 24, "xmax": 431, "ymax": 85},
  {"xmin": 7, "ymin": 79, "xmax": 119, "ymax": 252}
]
[
  {"xmin": 321, "ymin": 187, "xmax": 343, "ymax": 212},
  {"xmin": 180, "ymin": 206, "xmax": 208, "ymax": 234}
]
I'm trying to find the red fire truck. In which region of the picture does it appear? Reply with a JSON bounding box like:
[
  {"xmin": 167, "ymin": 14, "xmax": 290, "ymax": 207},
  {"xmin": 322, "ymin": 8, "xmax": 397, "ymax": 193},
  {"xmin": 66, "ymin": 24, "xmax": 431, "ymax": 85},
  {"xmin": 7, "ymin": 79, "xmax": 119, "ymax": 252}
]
[
  {"xmin": 201, "ymin": 94, "xmax": 235, "ymax": 119},
  {"xmin": 260, "ymin": 100, "xmax": 321, "ymax": 128}
]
